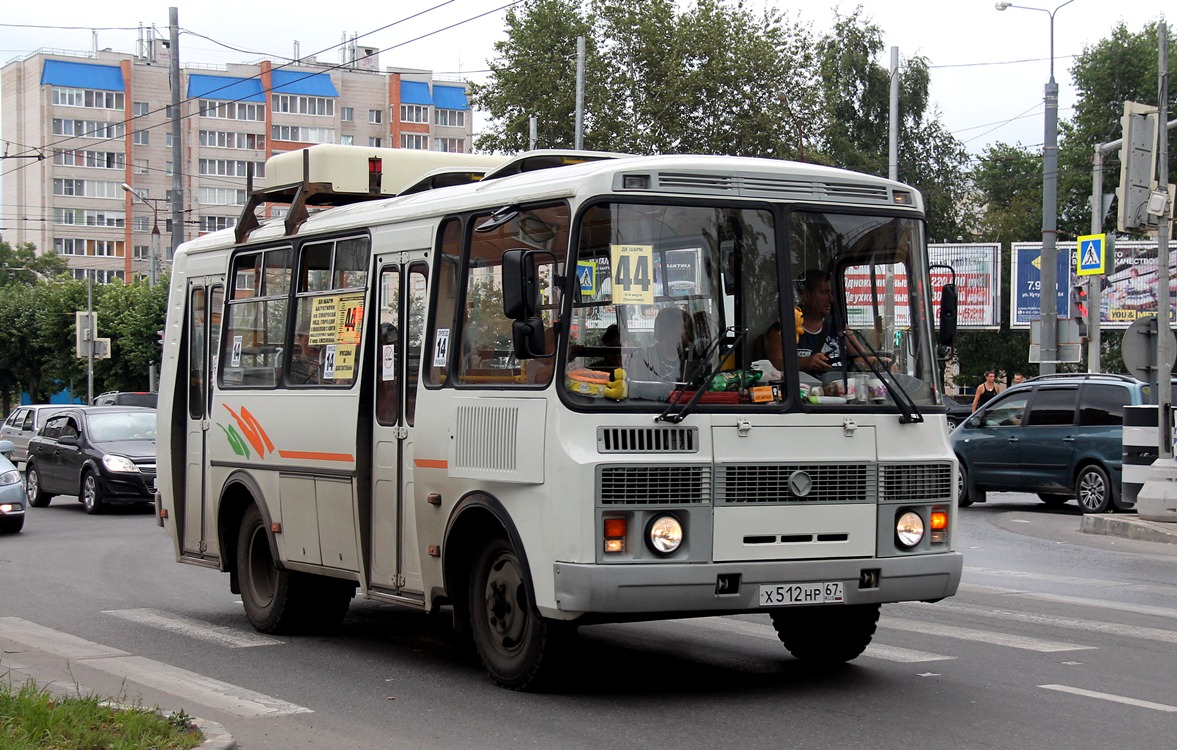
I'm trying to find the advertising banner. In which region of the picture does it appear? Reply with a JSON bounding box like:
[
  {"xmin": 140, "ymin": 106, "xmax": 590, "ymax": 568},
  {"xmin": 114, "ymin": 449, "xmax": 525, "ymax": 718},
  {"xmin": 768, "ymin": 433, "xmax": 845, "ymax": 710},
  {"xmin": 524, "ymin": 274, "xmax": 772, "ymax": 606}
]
[
  {"xmin": 1012, "ymin": 240, "xmax": 1169, "ymax": 329},
  {"xmin": 842, "ymin": 244, "xmax": 1002, "ymax": 331}
]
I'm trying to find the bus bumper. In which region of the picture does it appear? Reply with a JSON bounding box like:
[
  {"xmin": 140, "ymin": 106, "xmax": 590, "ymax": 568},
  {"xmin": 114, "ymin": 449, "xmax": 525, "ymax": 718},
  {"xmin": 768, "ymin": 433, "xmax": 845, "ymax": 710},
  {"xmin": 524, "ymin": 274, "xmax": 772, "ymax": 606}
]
[{"xmin": 552, "ymin": 552, "xmax": 962, "ymax": 614}]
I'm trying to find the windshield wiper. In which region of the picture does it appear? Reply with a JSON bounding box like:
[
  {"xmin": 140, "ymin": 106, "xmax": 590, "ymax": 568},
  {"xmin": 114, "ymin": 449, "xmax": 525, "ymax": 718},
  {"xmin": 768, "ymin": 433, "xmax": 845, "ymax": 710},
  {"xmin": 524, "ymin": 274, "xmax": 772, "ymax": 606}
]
[
  {"xmin": 846, "ymin": 332, "xmax": 923, "ymax": 424},
  {"xmin": 656, "ymin": 328, "xmax": 746, "ymax": 424}
]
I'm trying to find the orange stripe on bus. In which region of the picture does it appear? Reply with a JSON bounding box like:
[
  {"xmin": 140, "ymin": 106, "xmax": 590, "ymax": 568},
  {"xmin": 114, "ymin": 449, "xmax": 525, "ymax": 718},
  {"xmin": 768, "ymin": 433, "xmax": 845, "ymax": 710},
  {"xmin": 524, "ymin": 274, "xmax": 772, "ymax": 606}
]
[
  {"xmin": 414, "ymin": 458, "xmax": 448, "ymax": 469},
  {"xmin": 276, "ymin": 450, "xmax": 354, "ymax": 462}
]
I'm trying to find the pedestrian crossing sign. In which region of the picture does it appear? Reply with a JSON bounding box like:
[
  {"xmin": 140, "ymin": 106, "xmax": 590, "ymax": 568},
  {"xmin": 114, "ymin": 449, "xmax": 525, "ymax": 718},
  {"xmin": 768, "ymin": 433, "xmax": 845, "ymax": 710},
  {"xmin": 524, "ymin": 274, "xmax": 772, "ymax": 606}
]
[{"xmin": 1076, "ymin": 233, "xmax": 1106, "ymax": 276}]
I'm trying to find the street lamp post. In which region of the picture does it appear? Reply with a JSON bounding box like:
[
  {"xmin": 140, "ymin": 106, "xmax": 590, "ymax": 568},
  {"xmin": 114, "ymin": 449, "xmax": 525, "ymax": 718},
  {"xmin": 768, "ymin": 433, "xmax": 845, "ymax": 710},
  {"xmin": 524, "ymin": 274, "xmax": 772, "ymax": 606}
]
[
  {"xmin": 121, "ymin": 183, "xmax": 162, "ymax": 287},
  {"xmin": 996, "ymin": 0, "xmax": 1075, "ymax": 375},
  {"xmin": 121, "ymin": 183, "xmax": 163, "ymax": 392}
]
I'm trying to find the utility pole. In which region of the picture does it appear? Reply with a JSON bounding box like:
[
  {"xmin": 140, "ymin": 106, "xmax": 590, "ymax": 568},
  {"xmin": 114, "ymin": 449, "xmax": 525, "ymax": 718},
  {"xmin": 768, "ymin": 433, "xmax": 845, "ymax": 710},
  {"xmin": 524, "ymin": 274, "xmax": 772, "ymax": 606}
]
[
  {"xmin": 574, "ymin": 35, "xmax": 585, "ymax": 150},
  {"xmin": 169, "ymin": 7, "xmax": 183, "ymax": 260}
]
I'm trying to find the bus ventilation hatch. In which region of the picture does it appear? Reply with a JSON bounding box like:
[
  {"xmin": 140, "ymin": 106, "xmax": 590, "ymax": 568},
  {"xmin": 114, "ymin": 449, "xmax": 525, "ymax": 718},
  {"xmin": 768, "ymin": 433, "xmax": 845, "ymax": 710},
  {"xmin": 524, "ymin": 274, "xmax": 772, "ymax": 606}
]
[{"xmin": 597, "ymin": 426, "xmax": 698, "ymax": 453}]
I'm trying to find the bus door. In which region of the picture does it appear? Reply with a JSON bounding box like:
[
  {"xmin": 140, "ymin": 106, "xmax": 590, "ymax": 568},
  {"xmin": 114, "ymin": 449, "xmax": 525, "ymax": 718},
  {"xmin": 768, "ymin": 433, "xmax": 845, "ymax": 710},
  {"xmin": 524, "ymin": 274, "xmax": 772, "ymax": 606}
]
[
  {"xmin": 369, "ymin": 254, "xmax": 428, "ymax": 598},
  {"xmin": 183, "ymin": 282, "xmax": 223, "ymax": 558}
]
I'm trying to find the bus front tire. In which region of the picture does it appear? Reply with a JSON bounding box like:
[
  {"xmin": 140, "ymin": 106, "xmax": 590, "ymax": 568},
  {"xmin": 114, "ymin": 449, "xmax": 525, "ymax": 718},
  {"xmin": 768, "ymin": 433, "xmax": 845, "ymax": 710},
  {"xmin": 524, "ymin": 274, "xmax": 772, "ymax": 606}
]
[
  {"xmin": 236, "ymin": 504, "xmax": 352, "ymax": 634},
  {"xmin": 769, "ymin": 603, "xmax": 880, "ymax": 664},
  {"xmin": 468, "ymin": 538, "xmax": 568, "ymax": 691}
]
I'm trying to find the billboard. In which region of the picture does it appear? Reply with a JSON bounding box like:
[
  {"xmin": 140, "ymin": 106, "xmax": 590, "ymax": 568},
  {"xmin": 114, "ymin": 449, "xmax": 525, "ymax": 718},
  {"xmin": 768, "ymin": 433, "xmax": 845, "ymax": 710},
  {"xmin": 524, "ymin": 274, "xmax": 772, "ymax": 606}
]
[{"xmin": 1011, "ymin": 240, "xmax": 1170, "ymax": 329}]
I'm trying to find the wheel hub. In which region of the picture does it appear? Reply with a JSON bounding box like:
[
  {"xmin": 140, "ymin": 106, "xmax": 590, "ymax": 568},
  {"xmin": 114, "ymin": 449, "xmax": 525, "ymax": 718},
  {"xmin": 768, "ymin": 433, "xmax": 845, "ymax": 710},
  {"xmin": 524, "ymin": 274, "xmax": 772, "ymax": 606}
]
[{"xmin": 484, "ymin": 555, "xmax": 526, "ymax": 650}]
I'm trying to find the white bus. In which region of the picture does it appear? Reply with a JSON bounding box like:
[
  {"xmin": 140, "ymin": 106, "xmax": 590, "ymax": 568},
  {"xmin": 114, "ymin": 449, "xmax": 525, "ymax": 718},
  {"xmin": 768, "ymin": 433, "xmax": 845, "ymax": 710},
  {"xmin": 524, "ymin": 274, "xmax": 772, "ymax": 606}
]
[{"xmin": 158, "ymin": 144, "xmax": 963, "ymax": 690}]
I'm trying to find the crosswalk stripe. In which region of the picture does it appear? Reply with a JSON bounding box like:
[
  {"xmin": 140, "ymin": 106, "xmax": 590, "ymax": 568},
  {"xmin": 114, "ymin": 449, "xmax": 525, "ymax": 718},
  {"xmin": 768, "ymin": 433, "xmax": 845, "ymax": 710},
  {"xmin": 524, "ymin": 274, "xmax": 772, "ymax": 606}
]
[
  {"xmin": 905, "ymin": 601, "xmax": 1177, "ymax": 645},
  {"xmin": 964, "ymin": 567, "xmax": 1172, "ymax": 597},
  {"xmin": 882, "ymin": 616, "xmax": 1096, "ymax": 652},
  {"xmin": 0, "ymin": 617, "xmax": 309, "ymax": 718},
  {"xmin": 1039, "ymin": 684, "xmax": 1177, "ymax": 713},
  {"xmin": 958, "ymin": 583, "xmax": 1177, "ymax": 621},
  {"xmin": 681, "ymin": 617, "xmax": 955, "ymax": 663},
  {"xmin": 104, "ymin": 608, "xmax": 283, "ymax": 648}
]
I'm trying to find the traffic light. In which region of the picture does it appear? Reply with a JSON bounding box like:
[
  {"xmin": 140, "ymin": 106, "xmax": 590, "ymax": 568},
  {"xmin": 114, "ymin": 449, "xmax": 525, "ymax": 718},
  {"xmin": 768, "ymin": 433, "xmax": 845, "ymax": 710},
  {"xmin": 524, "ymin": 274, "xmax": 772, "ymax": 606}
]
[
  {"xmin": 1072, "ymin": 283, "xmax": 1088, "ymax": 339},
  {"xmin": 157, "ymin": 329, "xmax": 165, "ymax": 350}
]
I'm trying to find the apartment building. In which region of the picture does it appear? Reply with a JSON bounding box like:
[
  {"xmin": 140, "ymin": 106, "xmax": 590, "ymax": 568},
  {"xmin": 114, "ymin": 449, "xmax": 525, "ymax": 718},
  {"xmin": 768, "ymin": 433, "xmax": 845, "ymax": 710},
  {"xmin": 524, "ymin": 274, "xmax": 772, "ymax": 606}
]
[{"xmin": 1, "ymin": 44, "xmax": 474, "ymax": 283}]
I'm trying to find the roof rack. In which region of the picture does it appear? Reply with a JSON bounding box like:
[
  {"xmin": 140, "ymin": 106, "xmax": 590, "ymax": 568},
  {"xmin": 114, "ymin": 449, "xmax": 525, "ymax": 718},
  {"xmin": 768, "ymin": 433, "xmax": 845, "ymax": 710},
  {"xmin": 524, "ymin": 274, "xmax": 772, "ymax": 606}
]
[
  {"xmin": 234, "ymin": 145, "xmax": 509, "ymax": 243},
  {"xmin": 1026, "ymin": 373, "xmax": 1137, "ymax": 383}
]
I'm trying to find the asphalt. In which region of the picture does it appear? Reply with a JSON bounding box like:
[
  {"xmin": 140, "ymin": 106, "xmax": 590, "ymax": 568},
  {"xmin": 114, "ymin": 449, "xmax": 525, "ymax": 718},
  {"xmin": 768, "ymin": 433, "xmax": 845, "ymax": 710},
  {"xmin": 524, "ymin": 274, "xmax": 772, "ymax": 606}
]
[{"xmin": 2, "ymin": 510, "xmax": 1173, "ymax": 750}]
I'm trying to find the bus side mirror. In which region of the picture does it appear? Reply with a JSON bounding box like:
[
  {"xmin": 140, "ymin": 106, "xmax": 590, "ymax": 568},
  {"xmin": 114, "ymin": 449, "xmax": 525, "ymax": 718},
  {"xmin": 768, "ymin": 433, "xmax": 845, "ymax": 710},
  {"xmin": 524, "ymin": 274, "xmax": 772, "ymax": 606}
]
[
  {"xmin": 502, "ymin": 249, "xmax": 539, "ymax": 320},
  {"xmin": 512, "ymin": 318, "xmax": 547, "ymax": 359},
  {"xmin": 938, "ymin": 282, "xmax": 958, "ymax": 347}
]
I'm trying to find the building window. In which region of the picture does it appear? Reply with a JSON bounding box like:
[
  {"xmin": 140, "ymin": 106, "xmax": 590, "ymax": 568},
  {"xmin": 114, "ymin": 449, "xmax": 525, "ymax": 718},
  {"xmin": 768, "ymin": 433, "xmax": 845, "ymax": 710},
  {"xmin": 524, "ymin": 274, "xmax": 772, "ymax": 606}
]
[
  {"xmin": 400, "ymin": 134, "xmax": 428, "ymax": 150},
  {"xmin": 434, "ymin": 109, "xmax": 465, "ymax": 127},
  {"xmin": 133, "ymin": 101, "xmax": 149, "ymax": 117},
  {"xmin": 400, "ymin": 104, "xmax": 429, "ymax": 123},
  {"xmin": 272, "ymin": 94, "xmax": 335, "ymax": 117},
  {"xmin": 340, "ymin": 135, "xmax": 354, "ymax": 146},
  {"xmin": 52, "ymin": 87, "xmax": 124, "ymax": 110},
  {"xmin": 369, "ymin": 109, "xmax": 382, "ymax": 124},
  {"xmin": 198, "ymin": 130, "xmax": 264, "ymax": 150},
  {"xmin": 198, "ymin": 159, "xmax": 266, "ymax": 178},
  {"xmin": 133, "ymin": 245, "xmax": 150, "ymax": 260},
  {"xmin": 133, "ymin": 159, "xmax": 148, "ymax": 175},
  {"xmin": 71, "ymin": 269, "xmax": 125, "ymax": 284},
  {"xmin": 53, "ymin": 149, "xmax": 125, "ymax": 169},
  {"xmin": 199, "ymin": 100, "xmax": 265, "ymax": 121},
  {"xmin": 132, "ymin": 129, "xmax": 149, "ymax": 145},
  {"xmin": 52, "ymin": 179, "xmax": 121, "ymax": 198},
  {"xmin": 52, "ymin": 119, "xmax": 124, "ymax": 139},
  {"xmin": 271, "ymin": 125, "xmax": 335, "ymax": 144},
  {"xmin": 341, "ymin": 107, "xmax": 353, "ymax": 122},
  {"xmin": 199, "ymin": 187, "xmax": 247, "ymax": 205},
  {"xmin": 132, "ymin": 217, "xmax": 150, "ymax": 231},
  {"xmin": 199, "ymin": 216, "xmax": 237, "ymax": 233},
  {"xmin": 368, "ymin": 137, "xmax": 382, "ymax": 148},
  {"xmin": 434, "ymin": 138, "xmax": 465, "ymax": 153}
]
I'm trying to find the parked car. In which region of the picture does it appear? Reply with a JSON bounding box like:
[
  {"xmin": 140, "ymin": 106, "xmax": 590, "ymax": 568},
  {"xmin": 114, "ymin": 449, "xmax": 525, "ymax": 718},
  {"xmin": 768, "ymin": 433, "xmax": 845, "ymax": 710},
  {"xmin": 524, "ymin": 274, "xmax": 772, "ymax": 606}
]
[
  {"xmin": 943, "ymin": 394, "xmax": 974, "ymax": 432},
  {"xmin": 0, "ymin": 440, "xmax": 24, "ymax": 533},
  {"xmin": 24, "ymin": 406, "xmax": 157, "ymax": 514},
  {"xmin": 952, "ymin": 373, "xmax": 1146, "ymax": 514},
  {"xmin": 92, "ymin": 391, "xmax": 158, "ymax": 408},
  {"xmin": 1, "ymin": 405, "xmax": 72, "ymax": 464}
]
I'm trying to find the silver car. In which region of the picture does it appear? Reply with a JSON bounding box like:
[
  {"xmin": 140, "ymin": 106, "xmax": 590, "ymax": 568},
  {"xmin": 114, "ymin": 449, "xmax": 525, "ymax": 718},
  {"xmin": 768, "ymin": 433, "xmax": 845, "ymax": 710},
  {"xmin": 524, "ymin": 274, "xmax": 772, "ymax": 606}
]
[
  {"xmin": 1, "ymin": 405, "xmax": 71, "ymax": 464},
  {"xmin": 0, "ymin": 440, "xmax": 24, "ymax": 533}
]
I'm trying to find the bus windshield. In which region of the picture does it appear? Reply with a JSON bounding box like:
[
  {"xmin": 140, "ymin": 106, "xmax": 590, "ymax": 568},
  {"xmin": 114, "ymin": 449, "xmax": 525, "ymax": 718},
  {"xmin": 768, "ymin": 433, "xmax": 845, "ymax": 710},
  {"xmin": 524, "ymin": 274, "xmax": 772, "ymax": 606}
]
[{"xmin": 561, "ymin": 201, "xmax": 941, "ymax": 410}]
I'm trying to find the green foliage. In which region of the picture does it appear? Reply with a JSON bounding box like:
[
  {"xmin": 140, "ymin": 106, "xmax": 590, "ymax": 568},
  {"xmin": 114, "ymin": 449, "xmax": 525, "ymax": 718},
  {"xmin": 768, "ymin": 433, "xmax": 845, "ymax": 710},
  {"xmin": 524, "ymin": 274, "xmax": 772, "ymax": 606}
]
[
  {"xmin": 0, "ymin": 246, "xmax": 167, "ymax": 403},
  {"xmin": 0, "ymin": 677, "xmax": 202, "ymax": 750},
  {"xmin": 0, "ymin": 239, "xmax": 69, "ymax": 287}
]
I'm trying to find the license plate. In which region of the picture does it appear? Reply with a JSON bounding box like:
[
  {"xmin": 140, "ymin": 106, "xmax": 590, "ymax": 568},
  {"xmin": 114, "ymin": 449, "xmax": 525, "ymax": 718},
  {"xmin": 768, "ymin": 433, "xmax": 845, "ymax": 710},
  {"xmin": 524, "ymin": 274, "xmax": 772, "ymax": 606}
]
[{"xmin": 758, "ymin": 581, "xmax": 844, "ymax": 607}]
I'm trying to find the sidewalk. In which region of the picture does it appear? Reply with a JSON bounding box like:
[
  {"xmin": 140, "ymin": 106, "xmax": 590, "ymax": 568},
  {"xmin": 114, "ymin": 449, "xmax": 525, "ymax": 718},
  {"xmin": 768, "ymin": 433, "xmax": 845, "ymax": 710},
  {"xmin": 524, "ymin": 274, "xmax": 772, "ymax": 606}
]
[
  {"xmin": 0, "ymin": 625, "xmax": 236, "ymax": 750},
  {"xmin": 1080, "ymin": 513, "xmax": 1177, "ymax": 545}
]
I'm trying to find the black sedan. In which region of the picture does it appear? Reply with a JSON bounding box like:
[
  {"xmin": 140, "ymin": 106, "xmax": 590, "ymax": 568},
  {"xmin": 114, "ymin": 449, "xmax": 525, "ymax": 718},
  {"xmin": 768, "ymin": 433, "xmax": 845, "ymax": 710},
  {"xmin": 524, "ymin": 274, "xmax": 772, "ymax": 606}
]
[{"xmin": 24, "ymin": 406, "xmax": 156, "ymax": 514}]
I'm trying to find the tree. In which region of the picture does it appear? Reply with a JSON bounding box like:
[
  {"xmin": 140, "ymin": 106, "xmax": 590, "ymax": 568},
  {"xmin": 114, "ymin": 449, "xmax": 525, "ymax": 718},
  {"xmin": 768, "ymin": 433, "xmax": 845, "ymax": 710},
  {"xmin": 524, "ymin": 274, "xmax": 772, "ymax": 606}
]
[
  {"xmin": 955, "ymin": 143, "xmax": 1041, "ymax": 388},
  {"xmin": 0, "ymin": 240, "xmax": 68, "ymax": 287},
  {"xmin": 814, "ymin": 8, "xmax": 974, "ymax": 242},
  {"xmin": 94, "ymin": 276, "xmax": 169, "ymax": 392}
]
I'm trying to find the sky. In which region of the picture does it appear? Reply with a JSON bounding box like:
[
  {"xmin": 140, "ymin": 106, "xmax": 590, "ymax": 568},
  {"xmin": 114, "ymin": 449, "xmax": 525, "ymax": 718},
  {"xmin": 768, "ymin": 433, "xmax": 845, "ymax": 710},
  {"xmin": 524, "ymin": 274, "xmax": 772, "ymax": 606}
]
[{"xmin": 0, "ymin": 0, "xmax": 1171, "ymax": 159}]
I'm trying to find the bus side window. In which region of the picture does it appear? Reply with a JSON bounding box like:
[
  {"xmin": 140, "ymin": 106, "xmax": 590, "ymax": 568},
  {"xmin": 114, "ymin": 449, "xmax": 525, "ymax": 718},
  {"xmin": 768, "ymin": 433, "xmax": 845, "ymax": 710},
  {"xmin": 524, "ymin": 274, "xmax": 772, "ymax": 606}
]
[{"xmin": 405, "ymin": 263, "xmax": 428, "ymax": 426}]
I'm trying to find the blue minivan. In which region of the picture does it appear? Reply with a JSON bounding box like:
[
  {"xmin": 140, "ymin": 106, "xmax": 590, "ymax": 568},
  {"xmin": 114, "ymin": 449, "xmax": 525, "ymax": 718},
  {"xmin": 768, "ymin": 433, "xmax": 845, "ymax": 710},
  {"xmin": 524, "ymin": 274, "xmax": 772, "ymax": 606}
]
[{"xmin": 951, "ymin": 373, "xmax": 1146, "ymax": 514}]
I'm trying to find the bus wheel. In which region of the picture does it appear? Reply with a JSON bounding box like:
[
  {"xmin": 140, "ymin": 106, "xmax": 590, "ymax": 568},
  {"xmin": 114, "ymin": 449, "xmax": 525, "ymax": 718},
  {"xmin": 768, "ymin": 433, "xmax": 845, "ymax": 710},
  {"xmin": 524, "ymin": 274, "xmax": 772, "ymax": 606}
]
[
  {"xmin": 469, "ymin": 538, "xmax": 565, "ymax": 690},
  {"xmin": 769, "ymin": 603, "xmax": 880, "ymax": 664},
  {"xmin": 236, "ymin": 504, "xmax": 346, "ymax": 634}
]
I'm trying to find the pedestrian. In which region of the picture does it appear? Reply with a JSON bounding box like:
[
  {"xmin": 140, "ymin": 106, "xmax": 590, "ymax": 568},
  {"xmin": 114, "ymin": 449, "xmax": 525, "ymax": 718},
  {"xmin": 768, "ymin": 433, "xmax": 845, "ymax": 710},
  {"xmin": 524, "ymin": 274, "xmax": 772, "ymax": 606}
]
[{"xmin": 972, "ymin": 370, "xmax": 1001, "ymax": 412}]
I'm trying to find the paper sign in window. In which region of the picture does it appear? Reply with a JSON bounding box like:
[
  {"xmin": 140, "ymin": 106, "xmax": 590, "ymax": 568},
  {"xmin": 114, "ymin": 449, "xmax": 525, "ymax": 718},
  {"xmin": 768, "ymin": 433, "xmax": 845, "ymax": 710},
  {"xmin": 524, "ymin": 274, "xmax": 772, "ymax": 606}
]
[{"xmin": 610, "ymin": 244, "xmax": 654, "ymax": 305}]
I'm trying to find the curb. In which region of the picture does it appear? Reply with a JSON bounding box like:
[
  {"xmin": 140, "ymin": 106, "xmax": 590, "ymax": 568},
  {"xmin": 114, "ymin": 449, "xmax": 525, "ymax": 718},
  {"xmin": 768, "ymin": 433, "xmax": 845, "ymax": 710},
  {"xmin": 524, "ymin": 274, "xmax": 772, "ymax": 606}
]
[{"xmin": 1080, "ymin": 513, "xmax": 1177, "ymax": 545}]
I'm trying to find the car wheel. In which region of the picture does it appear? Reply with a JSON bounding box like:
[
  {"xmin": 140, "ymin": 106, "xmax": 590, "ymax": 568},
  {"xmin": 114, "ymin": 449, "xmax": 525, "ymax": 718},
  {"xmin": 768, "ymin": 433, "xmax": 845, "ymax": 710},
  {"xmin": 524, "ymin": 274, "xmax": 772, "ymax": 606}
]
[
  {"xmin": 946, "ymin": 417, "xmax": 961, "ymax": 433},
  {"xmin": 0, "ymin": 515, "xmax": 23, "ymax": 533},
  {"xmin": 1075, "ymin": 464, "xmax": 1113, "ymax": 514},
  {"xmin": 25, "ymin": 464, "xmax": 51, "ymax": 508},
  {"xmin": 957, "ymin": 461, "xmax": 983, "ymax": 507},
  {"xmin": 82, "ymin": 471, "xmax": 105, "ymax": 515},
  {"xmin": 1037, "ymin": 493, "xmax": 1070, "ymax": 509}
]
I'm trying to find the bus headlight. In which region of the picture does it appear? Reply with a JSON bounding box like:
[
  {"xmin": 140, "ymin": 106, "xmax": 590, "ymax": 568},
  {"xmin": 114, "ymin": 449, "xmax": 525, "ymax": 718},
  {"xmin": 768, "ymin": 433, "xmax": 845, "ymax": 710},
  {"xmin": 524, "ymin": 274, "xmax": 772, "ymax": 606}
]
[
  {"xmin": 895, "ymin": 511, "xmax": 925, "ymax": 548},
  {"xmin": 646, "ymin": 515, "xmax": 683, "ymax": 556}
]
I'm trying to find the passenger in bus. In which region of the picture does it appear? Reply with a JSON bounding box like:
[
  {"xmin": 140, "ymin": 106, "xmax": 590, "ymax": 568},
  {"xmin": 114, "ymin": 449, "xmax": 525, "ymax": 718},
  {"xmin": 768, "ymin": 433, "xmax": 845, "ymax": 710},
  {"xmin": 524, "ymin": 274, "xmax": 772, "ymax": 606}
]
[
  {"xmin": 591, "ymin": 323, "xmax": 623, "ymax": 370},
  {"xmin": 626, "ymin": 307, "xmax": 695, "ymax": 383},
  {"xmin": 289, "ymin": 333, "xmax": 322, "ymax": 384}
]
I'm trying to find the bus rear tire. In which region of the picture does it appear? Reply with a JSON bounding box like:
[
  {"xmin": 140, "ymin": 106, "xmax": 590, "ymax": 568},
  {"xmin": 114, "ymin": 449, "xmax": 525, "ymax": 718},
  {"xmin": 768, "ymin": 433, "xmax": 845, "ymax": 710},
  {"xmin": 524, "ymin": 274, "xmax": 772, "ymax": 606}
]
[
  {"xmin": 237, "ymin": 504, "xmax": 352, "ymax": 634},
  {"xmin": 769, "ymin": 603, "xmax": 880, "ymax": 664},
  {"xmin": 469, "ymin": 538, "xmax": 568, "ymax": 691}
]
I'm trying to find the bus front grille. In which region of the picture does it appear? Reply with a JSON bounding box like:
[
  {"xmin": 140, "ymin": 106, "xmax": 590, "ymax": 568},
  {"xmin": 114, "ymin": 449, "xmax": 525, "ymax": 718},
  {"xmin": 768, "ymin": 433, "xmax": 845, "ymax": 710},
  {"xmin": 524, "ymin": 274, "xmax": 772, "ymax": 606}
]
[
  {"xmin": 715, "ymin": 464, "xmax": 872, "ymax": 504},
  {"xmin": 597, "ymin": 426, "xmax": 698, "ymax": 453},
  {"xmin": 879, "ymin": 462, "xmax": 954, "ymax": 501},
  {"xmin": 598, "ymin": 465, "xmax": 711, "ymax": 505}
]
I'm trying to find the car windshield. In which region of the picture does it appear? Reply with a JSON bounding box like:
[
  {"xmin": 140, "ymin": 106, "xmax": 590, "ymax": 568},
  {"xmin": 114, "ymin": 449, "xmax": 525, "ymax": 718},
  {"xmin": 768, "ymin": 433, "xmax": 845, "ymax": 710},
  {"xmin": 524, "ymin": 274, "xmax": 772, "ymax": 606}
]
[{"xmin": 87, "ymin": 412, "xmax": 157, "ymax": 442}]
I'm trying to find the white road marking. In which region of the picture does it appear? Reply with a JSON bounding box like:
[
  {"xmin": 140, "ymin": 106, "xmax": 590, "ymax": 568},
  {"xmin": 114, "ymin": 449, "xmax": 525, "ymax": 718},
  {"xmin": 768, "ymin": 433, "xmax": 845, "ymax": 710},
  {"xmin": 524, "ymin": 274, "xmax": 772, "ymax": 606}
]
[
  {"xmin": 906, "ymin": 601, "xmax": 1177, "ymax": 645},
  {"xmin": 681, "ymin": 617, "xmax": 955, "ymax": 663},
  {"xmin": 103, "ymin": 608, "xmax": 282, "ymax": 648},
  {"xmin": 881, "ymin": 616, "xmax": 1096, "ymax": 652},
  {"xmin": 958, "ymin": 583, "xmax": 1177, "ymax": 620},
  {"xmin": 1039, "ymin": 684, "xmax": 1177, "ymax": 713},
  {"xmin": 0, "ymin": 617, "xmax": 309, "ymax": 718}
]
